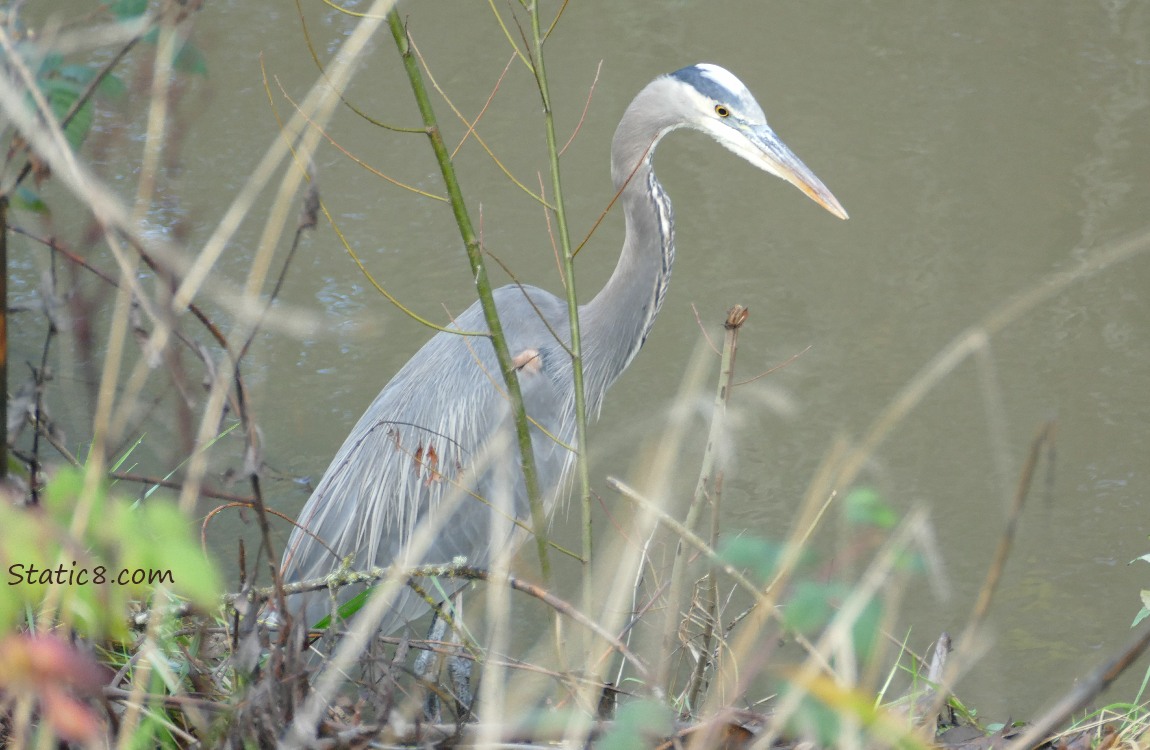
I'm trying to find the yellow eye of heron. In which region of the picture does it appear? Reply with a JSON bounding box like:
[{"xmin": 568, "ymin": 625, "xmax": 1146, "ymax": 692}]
[{"xmin": 714, "ymin": 104, "xmax": 730, "ymax": 117}]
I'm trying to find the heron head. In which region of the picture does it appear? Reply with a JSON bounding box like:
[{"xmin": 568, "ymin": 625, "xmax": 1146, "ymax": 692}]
[{"xmin": 667, "ymin": 63, "xmax": 848, "ymax": 220}]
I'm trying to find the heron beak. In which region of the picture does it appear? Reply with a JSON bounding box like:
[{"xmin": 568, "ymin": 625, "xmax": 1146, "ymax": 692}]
[{"xmin": 745, "ymin": 124, "xmax": 849, "ymax": 220}]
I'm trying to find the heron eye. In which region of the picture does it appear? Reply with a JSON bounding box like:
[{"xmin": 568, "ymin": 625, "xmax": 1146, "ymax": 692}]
[{"xmin": 714, "ymin": 104, "xmax": 730, "ymax": 118}]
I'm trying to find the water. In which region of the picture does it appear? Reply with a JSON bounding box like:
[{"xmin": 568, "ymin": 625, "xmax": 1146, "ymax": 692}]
[{"xmin": 10, "ymin": 0, "xmax": 1150, "ymax": 719}]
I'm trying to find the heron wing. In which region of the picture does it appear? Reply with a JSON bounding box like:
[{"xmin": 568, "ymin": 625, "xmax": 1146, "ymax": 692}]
[{"xmin": 279, "ymin": 285, "xmax": 573, "ymax": 632}]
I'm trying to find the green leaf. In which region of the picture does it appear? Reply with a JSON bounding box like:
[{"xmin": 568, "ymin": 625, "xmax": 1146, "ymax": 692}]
[
  {"xmin": 56, "ymin": 64, "xmax": 98, "ymax": 86},
  {"xmin": 313, "ymin": 588, "xmax": 371, "ymax": 629},
  {"xmin": 0, "ymin": 592, "xmax": 20, "ymax": 635},
  {"xmin": 851, "ymin": 596, "xmax": 884, "ymax": 663},
  {"xmin": 3, "ymin": 469, "xmax": 222, "ymax": 639},
  {"xmin": 111, "ymin": 434, "xmax": 147, "ymax": 473},
  {"xmin": 96, "ymin": 73, "xmax": 127, "ymax": 99},
  {"xmin": 11, "ymin": 186, "xmax": 50, "ymax": 215},
  {"xmin": 111, "ymin": 0, "xmax": 149, "ymax": 19},
  {"xmin": 41, "ymin": 467, "xmax": 94, "ymax": 529},
  {"xmin": 843, "ymin": 486, "xmax": 898, "ymax": 529},
  {"xmin": 784, "ymin": 686, "xmax": 841, "ymax": 746},
  {"xmin": 0, "ymin": 508, "xmax": 53, "ymax": 608},
  {"xmin": 61, "ymin": 99, "xmax": 94, "ymax": 151},
  {"xmin": 783, "ymin": 581, "xmax": 839, "ymax": 635},
  {"xmin": 1131, "ymin": 607, "xmax": 1150, "ymax": 628},
  {"xmin": 37, "ymin": 79, "xmax": 93, "ymax": 151},
  {"xmin": 39, "ymin": 78, "xmax": 79, "ymax": 110},
  {"xmin": 173, "ymin": 41, "xmax": 208, "ymax": 77},
  {"xmin": 716, "ymin": 535, "xmax": 784, "ymax": 583},
  {"xmin": 37, "ymin": 53, "xmax": 64, "ymax": 77},
  {"xmin": 597, "ymin": 700, "xmax": 673, "ymax": 750},
  {"xmin": 52, "ymin": 64, "xmax": 125, "ymax": 98},
  {"xmin": 902, "ymin": 550, "xmax": 928, "ymax": 573},
  {"xmin": 140, "ymin": 31, "xmax": 209, "ymax": 78},
  {"xmin": 140, "ymin": 502, "xmax": 222, "ymax": 607}
]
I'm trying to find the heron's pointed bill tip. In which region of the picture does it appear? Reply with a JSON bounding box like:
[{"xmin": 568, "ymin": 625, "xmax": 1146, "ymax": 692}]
[
  {"xmin": 749, "ymin": 126, "xmax": 848, "ymax": 221},
  {"xmin": 794, "ymin": 179, "xmax": 848, "ymax": 221},
  {"xmin": 772, "ymin": 148, "xmax": 847, "ymax": 219}
]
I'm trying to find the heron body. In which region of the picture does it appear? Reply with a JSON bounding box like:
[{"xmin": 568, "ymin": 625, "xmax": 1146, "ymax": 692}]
[{"xmin": 280, "ymin": 63, "xmax": 847, "ymax": 633}]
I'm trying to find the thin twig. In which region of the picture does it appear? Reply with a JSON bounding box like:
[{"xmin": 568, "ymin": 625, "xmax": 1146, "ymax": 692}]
[
  {"xmin": 270, "ymin": 71, "xmax": 444, "ymax": 200},
  {"xmin": 685, "ymin": 305, "xmax": 747, "ymax": 706},
  {"xmin": 734, "ymin": 344, "xmax": 813, "ymax": 386},
  {"xmin": 572, "ymin": 134, "xmax": 657, "ymax": 258},
  {"xmin": 257, "ymin": 54, "xmax": 477, "ymax": 336},
  {"xmin": 408, "ymin": 35, "xmax": 548, "ymax": 205},
  {"xmin": 558, "ymin": 60, "xmax": 601, "ymax": 156},
  {"xmin": 690, "ymin": 302, "xmax": 721, "ymax": 355},
  {"xmin": 110, "ymin": 472, "xmax": 253, "ymax": 503},
  {"xmin": 664, "ymin": 305, "xmax": 745, "ymax": 697},
  {"xmin": 451, "ymin": 52, "xmax": 516, "ymax": 160},
  {"xmin": 292, "ymin": 0, "xmax": 425, "ymax": 134}
]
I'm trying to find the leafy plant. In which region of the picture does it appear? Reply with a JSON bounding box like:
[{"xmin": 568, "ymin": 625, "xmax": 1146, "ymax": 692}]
[
  {"xmin": 1130, "ymin": 551, "xmax": 1150, "ymax": 627},
  {"xmin": 0, "ymin": 467, "xmax": 221, "ymax": 640}
]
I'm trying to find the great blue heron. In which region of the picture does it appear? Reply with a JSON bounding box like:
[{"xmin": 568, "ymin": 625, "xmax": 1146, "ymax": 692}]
[{"xmin": 279, "ymin": 63, "xmax": 847, "ymax": 635}]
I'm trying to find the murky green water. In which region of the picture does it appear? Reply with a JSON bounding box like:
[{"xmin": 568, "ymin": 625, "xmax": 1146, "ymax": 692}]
[{"xmin": 10, "ymin": 0, "xmax": 1150, "ymax": 718}]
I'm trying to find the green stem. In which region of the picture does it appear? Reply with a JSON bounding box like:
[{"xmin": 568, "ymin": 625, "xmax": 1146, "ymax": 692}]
[
  {"xmin": 387, "ymin": 11, "xmax": 550, "ymax": 582},
  {"xmin": 527, "ymin": 0, "xmax": 593, "ymax": 625}
]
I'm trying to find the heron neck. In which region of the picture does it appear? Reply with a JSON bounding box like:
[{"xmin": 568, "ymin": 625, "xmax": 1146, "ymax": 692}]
[{"xmin": 581, "ymin": 125, "xmax": 676, "ymax": 413}]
